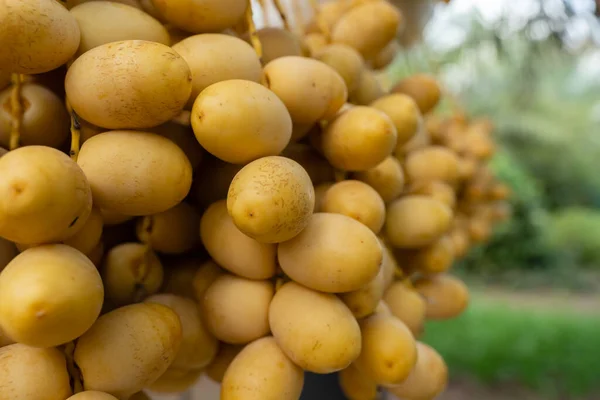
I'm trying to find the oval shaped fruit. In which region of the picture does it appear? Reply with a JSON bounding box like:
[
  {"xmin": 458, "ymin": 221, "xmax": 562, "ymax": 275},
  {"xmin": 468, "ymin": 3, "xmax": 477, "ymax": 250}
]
[
  {"xmin": 221, "ymin": 336, "xmax": 304, "ymax": 400},
  {"xmin": 331, "ymin": 1, "xmax": 401, "ymax": 58},
  {"xmin": 0, "ymin": 146, "xmax": 92, "ymax": 244},
  {"xmin": 385, "ymin": 195, "xmax": 453, "ymax": 248},
  {"xmin": 102, "ymin": 243, "xmax": 163, "ymax": 306},
  {"xmin": 200, "ymin": 200, "xmax": 277, "ymax": 280},
  {"xmin": 70, "ymin": 1, "xmax": 170, "ymax": 56},
  {"xmin": 380, "ymin": 240, "xmax": 399, "ymax": 290},
  {"xmin": 0, "ymin": 344, "xmax": 72, "ymax": 400},
  {"xmin": 413, "ymin": 235, "xmax": 455, "ymax": 274},
  {"xmin": 262, "ymin": 56, "xmax": 348, "ymax": 125},
  {"xmin": 278, "ymin": 213, "xmax": 382, "ymax": 293},
  {"xmin": 136, "ymin": 202, "xmax": 200, "ymax": 254},
  {"xmin": 191, "ymin": 80, "xmax": 292, "ymax": 164},
  {"xmin": 321, "ymin": 180, "xmax": 385, "ymax": 234},
  {"xmin": 65, "ymin": 40, "xmax": 192, "ymax": 129},
  {"xmin": 355, "ymin": 314, "xmax": 417, "ymax": 385},
  {"xmin": 321, "ymin": 106, "xmax": 397, "ymax": 171},
  {"xmin": 314, "ymin": 44, "xmax": 365, "ymax": 92},
  {"xmin": 353, "ymin": 156, "xmax": 405, "ymax": 203},
  {"xmin": 0, "ymin": 0, "xmax": 80, "ymax": 74},
  {"xmin": 205, "ymin": 343, "xmax": 243, "ymax": 383},
  {"xmin": 383, "ymin": 282, "xmax": 426, "ymax": 336},
  {"xmin": 77, "ymin": 130, "xmax": 192, "ymax": 216},
  {"xmin": 0, "ymin": 83, "xmax": 70, "ymax": 149},
  {"xmin": 67, "ymin": 392, "xmax": 118, "ymax": 400},
  {"xmin": 227, "ymin": 156, "xmax": 314, "ymax": 243},
  {"xmin": 349, "ymin": 69, "xmax": 385, "ymax": 105},
  {"xmin": 74, "ymin": 303, "xmax": 182, "ymax": 399},
  {"xmin": 173, "ymin": 34, "xmax": 262, "ymax": 108},
  {"xmin": 153, "ymin": 0, "xmax": 247, "ymax": 33},
  {"xmin": 145, "ymin": 294, "xmax": 218, "ymax": 369},
  {"xmin": 269, "ymin": 282, "xmax": 361, "ymax": 373},
  {"xmin": 414, "ymin": 274, "xmax": 469, "ymax": 320},
  {"xmin": 391, "ymin": 74, "xmax": 442, "ymax": 114},
  {"xmin": 371, "ymin": 93, "xmax": 422, "ymax": 149},
  {"xmin": 202, "ymin": 274, "xmax": 273, "ymax": 344},
  {"xmin": 0, "ymin": 245, "xmax": 103, "ymax": 348},
  {"xmin": 339, "ymin": 364, "xmax": 378, "ymax": 400},
  {"xmin": 339, "ymin": 265, "xmax": 385, "ymax": 319},
  {"xmin": 66, "ymin": 0, "xmax": 142, "ymax": 8},
  {"xmin": 388, "ymin": 342, "xmax": 448, "ymax": 400},
  {"xmin": 404, "ymin": 146, "xmax": 460, "ymax": 185}
]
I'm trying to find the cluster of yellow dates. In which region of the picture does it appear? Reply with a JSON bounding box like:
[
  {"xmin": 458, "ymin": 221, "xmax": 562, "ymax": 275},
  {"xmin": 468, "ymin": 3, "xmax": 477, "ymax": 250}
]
[{"xmin": 0, "ymin": 0, "xmax": 510, "ymax": 399}]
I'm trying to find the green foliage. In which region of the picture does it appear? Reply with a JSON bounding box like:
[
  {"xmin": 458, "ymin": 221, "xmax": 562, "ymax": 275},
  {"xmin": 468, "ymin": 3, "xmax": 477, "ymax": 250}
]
[
  {"xmin": 547, "ymin": 208, "xmax": 600, "ymax": 268},
  {"xmin": 422, "ymin": 295, "xmax": 600, "ymax": 398}
]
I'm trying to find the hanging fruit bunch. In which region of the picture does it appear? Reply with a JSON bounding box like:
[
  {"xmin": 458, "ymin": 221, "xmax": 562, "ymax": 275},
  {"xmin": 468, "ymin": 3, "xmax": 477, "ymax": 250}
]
[{"xmin": 0, "ymin": 0, "xmax": 506, "ymax": 399}]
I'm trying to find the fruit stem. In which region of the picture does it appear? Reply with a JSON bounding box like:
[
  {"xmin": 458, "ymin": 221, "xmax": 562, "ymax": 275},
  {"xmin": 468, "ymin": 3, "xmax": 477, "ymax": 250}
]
[
  {"xmin": 291, "ymin": 0, "xmax": 306, "ymax": 36},
  {"xmin": 273, "ymin": 0, "xmax": 291, "ymax": 31},
  {"xmin": 9, "ymin": 74, "xmax": 24, "ymax": 151},
  {"xmin": 246, "ymin": 0, "xmax": 263, "ymax": 61}
]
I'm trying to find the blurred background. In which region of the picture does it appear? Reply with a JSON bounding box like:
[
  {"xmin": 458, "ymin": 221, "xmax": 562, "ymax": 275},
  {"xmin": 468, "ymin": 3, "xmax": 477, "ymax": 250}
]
[
  {"xmin": 155, "ymin": 0, "xmax": 600, "ymax": 399},
  {"xmin": 382, "ymin": 0, "xmax": 600, "ymax": 399}
]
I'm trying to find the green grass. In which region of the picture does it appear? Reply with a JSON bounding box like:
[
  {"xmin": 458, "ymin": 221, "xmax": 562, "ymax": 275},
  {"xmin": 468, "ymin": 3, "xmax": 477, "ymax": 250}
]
[{"xmin": 422, "ymin": 295, "xmax": 600, "ymax": 398}]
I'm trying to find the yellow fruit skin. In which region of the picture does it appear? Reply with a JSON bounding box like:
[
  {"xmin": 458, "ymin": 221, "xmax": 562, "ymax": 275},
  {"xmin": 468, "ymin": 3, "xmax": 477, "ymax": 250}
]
[
  {"xmin": 191, "ymin": 80, "xmax": 292, "ymax": 164},
  {"xmin": 69, "ymin": 1, "xmax": 170, "ymax": 57},
  {"xmin": 339, "ymin": 363, "xmax": 378, "ymax": 400},
  {"xmin": 331, "ymin": 1, "xmax": 401, "ymax": 58},
  {"xmin": 0, "ymin": 146, "xmax": 92, "ymax": 245},
  {"xmin": 353, "ymin": 156, "xmax": 405, "ymax": 203},
  {"xmin": 387, "ymin": 342, "xmax": 448, "ymax": 400},
  {"xmin": 0, "ymin": 245, "xmax": 103, "ymax": 348},
  {"xmin": 227, "ymin": 156, "xmax": 315, "ymax": 243},
  {"xmin": 65, "ymin": 40, "xmax": 192, "ymax": 130},
  {"xmin": 370, "ymin": 94, "xmax": 422, "ymax": 149},
  {"xmin": 355, "ymin": 314, "xmax": 417, "ymax": 386},
  {"xmin": 202, "ymin": 274, "xmax": 273, "ymax": 344},
  {"xmin": 321, "ymin": 106, "xmax": 397, "ymax": 171},
  {"xmin": 200, "ymin": 200, "xmax": 277, "ymax": 280},
  {"xmin": 414, "ymin": 274, "xmax": 470, "ymax": 320},
  {"xmin": 385, "ymin": 195, "xmax": 453, "ymax": 248},
  {"xmin": 278, "ymin": 213, "xmax": 382, "ymax": 293},
  {"xmin": 173, "ymin": 34, "xmax": 262, "ymax": 109},
  {"xmin": 77, "ymin": 131, "xmax": 192, "ymax": 216},
  {"xmin": 67, "ymin": 391, "xmax": 119, "ymax": 400},
  {"xmin": 269, "ymin": 282, "xmax": 362, "ymax": 374},
  {"xmin": 262, "ymin": 56, "xmax": 348, "ymax": 125},
  {"xmin": 383, "ymin": 282, "xmax": 426, "ymax": 336},
  {"xmin": 321, "ymin": 180, "xmax": 385, "ymax": 234},
  {"xmin": 145, "ymin": 294, "xmax": 218, "ymax": 370},
  {"xmin": 147, "ymin": 367, "xmax": 204, "ymax": 393},
  {"xmin": 153, "ymin": 0, "xmax": 247, "ymax": 33},
  {"xmin": 74, "ymin": 303, "xmax": 182, "ymax": 399},
  {"xmin": 314, "ymin": 44, "xmax": 365, "ymax": 92},
  {"xmin": 0, "ymin": 0, "xmax": 80, "ymax": 74},
  {"xmin": 339, "ymin": 265, "xmax": 385, "ymax": 319},
  {"xmin": 0, "ymin": 344, "xmax": 72, "ymax": 400},
  {"xmin": 221, "ymin": 336, "xmax": 304, "ymax": 400}
]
